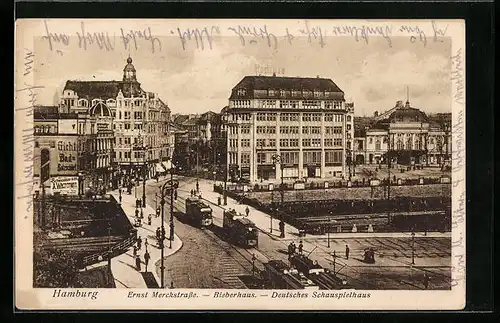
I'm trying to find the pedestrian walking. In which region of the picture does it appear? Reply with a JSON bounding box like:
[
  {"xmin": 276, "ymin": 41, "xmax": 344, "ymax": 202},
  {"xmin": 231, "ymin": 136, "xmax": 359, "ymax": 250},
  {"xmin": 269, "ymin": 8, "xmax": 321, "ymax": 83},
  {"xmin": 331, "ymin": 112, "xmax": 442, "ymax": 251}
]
[
  {"xmin": 423, "ymin": 273, "xmax": 430, "ymax": 289},
  {"xmin": 279, "ymin": 220, "xmax": 285, "ymax": 238},
  {"xmin": 345, "ymin": 245, "xmax": 350, "ymax": 260},
  {"xmin": 190, "ymin": 189, "xmax": 194, "ymax": 197},
  {"xmin": 287, "ymin": 242, "xmax": 294, "ymax": 258},
  {"xmin": 132, "ymin": 245, "xmax": 137, "ymax": 257},
  {"xmin": 135, "ymin": 208, "xmax": 139, "ymax": 218},
  {"xmin": 148, "ymin": 214, "xmax": 152, "ymax": 226},
  {"xmin": 135, "ymin": 255, "xmax": 141, "ymax": 271},
  {"xmin": 291, "ymin": 242, "xmax": 297, "ymax": 255},
  {"xmin": 196, "ymin": 182, "xmax": 199, "ymax": 193},
  {"xmin": 298, "ymin": 241, "xmax": 303, "ymax": 254},
  {"xmin": 156, "ymin": 227, "xmax": 161, "ymax": 242},
  {"xmin": 137, "ymin": 236, "xmax": 142, "ymax": 250},
  {"xmin": 245, "ymin": 206, "xmax": 250, "ymax": 217},
  {"xmin": 119, "ymin": 195, "xmax": 122, "ymax": 204},
  {"xmin": 144, "ymin": 251, "xmax": 150, "ymax": 272}
]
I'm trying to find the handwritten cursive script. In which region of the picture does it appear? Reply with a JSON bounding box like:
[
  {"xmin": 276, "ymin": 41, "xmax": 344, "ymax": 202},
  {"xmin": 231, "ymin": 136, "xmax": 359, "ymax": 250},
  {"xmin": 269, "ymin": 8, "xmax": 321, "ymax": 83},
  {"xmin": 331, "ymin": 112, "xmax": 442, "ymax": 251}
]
[{"xmin": 16, "ymin": 49, "xmax": 43, "ymax": 216}]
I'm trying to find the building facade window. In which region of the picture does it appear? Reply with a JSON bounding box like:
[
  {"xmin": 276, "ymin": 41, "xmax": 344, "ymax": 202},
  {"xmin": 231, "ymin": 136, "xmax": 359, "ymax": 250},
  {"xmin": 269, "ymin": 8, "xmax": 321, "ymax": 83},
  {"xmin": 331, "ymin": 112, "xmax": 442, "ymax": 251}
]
[
  {"xmin": 325, "ymin": 150, "xmax": 343, "ymax": 164},
  {"xmin": 241, "ymin": 139, "xmax": 250, "ymax": 147},
  {"xmin": 241, "ymin": 153, "xmax": 250, "ymax": 164},
  {"xmin": 303, "ymin": 151, "xmax": 322, "ymax": 164},
  {"xmin": 266, "ymin": 113, "xmax": 276, "ymax": 121},
  {"xmin": 241, "ymin": 125, "xmax": 250, "ymax": 134},
  {"xmin": 267, "ymin": 126, "xmax": 276, "ymax": 134},
  {"xmin": 280, "ymin": 139, "xmax": 289, "ymax": 147}
]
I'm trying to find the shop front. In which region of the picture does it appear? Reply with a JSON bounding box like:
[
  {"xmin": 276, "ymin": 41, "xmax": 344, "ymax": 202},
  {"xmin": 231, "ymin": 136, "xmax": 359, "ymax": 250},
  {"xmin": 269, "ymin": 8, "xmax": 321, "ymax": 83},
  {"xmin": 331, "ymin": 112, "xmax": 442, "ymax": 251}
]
[{"xmin": 257, "ymin": 164, "xmax": 276, "ymax": 181}]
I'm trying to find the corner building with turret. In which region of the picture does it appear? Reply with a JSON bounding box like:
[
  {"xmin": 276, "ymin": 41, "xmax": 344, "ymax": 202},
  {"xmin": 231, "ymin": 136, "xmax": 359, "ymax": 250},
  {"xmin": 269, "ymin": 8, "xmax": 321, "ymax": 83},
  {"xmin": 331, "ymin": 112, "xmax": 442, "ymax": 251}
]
[{"xmin": 222, "ymin": 75, "xmax": 351, "ymax": 184}]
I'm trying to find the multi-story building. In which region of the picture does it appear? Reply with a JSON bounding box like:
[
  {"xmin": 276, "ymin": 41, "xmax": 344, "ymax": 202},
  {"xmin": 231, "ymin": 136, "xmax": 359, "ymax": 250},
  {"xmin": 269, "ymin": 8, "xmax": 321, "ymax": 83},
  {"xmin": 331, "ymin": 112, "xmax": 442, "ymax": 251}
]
[
  {"xmin": 223, "ymin": 75, "xmax": 349, "ymax": 184},
  {"xmin": 59, "ymin": 57, "xmax": 171, "ymax": 187},
  {"xmin": 33, "ymin": 104, "xmax": 114, "ymax": 195},
  {"xmin": 353, "ymin": 100, "xmax": 452, "ymax": 167}
]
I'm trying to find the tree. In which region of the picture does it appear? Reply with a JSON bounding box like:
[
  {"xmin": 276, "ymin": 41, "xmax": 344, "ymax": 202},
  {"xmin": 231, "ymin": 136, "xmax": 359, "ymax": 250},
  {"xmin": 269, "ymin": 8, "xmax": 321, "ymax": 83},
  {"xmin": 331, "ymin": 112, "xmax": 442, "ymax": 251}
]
[{"xmin": 33, "ymin": 247, "xmax": 81, "ymax": 288}]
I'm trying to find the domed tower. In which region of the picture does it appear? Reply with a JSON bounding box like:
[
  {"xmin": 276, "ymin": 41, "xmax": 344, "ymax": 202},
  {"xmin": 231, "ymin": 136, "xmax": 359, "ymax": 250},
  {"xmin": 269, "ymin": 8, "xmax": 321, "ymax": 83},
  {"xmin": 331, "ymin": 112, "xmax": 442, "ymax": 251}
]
[{"xmin": 123, "ymin": 56, "xmax": 137, "ymax": 81}]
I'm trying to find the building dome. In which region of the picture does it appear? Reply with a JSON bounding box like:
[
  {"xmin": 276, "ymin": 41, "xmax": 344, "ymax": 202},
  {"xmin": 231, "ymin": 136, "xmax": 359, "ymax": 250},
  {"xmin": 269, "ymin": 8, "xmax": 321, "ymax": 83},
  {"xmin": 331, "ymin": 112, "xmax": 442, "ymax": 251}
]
[
  {"xmin": 388, "ymin": 101, "xmax": 429, "ymax": 123},
  {"xmin": 89, "ymin": 101, "xmax": 112, "ymax": 117},
  {"xmin": 123, "ymin": 56, "xmax": 137, "ymax": 81}
]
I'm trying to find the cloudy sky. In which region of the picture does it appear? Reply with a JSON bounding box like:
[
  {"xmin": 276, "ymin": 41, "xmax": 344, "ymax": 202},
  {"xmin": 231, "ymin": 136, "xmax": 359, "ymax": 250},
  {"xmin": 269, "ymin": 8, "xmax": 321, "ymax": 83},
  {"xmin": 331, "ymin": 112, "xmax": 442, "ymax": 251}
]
[{"xmin": 34, "ymin": 29, "xmax": 452, "ymax": 116}]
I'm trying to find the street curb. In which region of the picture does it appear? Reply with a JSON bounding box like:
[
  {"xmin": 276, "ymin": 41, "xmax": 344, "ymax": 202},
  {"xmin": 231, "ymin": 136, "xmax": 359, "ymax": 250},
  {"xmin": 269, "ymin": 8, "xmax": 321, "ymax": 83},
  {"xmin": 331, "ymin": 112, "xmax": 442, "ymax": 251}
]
[{"xmin": 151, "ymin": 234, "xmax": 184, "ymax": 288}]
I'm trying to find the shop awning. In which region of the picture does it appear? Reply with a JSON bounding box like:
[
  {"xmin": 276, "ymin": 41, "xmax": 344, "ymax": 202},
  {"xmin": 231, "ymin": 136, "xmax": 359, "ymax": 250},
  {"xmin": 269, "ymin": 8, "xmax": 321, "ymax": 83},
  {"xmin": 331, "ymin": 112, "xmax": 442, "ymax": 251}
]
[
  {"xmin": 155, "ymin": 163, "xmax": 165, "ymax": 173},
  {"xmin": 162, "ymin": 160, "xmax": 172, "ymax": 171}
]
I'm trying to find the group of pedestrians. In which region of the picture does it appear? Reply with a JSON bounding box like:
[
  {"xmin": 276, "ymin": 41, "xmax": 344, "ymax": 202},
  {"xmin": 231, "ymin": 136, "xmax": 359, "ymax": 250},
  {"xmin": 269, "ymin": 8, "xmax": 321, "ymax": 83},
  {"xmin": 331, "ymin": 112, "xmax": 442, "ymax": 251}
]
[
  {"xmin": 132, "ymin": 236, "xmax": 151, "ymax": 272},
  {"xmin": 287, "ymin": 241, "xmax": 304, "ymax": 258}
]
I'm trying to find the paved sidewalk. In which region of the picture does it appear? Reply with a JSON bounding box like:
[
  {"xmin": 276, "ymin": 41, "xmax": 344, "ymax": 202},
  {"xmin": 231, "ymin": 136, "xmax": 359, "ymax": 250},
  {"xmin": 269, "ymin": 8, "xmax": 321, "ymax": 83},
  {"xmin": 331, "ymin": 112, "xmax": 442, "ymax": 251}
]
[
  {"xmin": 109, "ymin": 187, "xmax": 183, "ymax": 288},
  {"xmin": 195, "ymin": 180, "xmax": 451, "ymax": 242}
]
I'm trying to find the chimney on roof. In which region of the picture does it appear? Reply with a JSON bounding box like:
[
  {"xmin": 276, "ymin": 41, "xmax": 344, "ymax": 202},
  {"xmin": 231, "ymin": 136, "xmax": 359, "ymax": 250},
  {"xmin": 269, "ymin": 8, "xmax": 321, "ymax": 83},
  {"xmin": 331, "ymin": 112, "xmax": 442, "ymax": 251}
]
[{"xmin": 272, "ymin": 72, "xmax": 276, "ymax": 77}]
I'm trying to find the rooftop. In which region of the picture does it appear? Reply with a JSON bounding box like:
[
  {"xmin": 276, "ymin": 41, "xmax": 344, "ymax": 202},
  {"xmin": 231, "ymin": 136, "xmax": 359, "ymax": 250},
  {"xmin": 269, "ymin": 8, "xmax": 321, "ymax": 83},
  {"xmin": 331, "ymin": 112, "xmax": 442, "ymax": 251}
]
[{"xmin": 230, "ymin": 75, "xmax": 344, "ymax": 100}]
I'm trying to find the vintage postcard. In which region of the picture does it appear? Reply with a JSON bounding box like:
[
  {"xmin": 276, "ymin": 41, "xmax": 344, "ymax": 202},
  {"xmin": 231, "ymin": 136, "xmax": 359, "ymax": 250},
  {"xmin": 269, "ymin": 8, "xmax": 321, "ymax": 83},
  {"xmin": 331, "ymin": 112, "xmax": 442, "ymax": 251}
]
[{"xmin": 14, "ymin": 19, "xmax": 465, "ymax": 310}]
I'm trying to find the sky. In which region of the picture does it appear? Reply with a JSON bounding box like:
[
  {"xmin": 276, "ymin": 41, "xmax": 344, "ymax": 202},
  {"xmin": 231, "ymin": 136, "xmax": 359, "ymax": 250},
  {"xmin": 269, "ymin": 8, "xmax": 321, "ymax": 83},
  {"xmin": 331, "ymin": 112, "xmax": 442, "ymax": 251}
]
[{"xmin": 34, "ymin": 28, "xmax": 452, "ymax": 117}]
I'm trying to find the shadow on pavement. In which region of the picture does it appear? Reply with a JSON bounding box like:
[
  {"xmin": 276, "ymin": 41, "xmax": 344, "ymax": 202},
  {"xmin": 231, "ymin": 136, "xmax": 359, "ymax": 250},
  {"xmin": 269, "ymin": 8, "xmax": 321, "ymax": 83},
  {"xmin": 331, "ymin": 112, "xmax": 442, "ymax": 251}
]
[{"xmin": 141, "ymin": 272, "xmax": 160, "ymax": 288}]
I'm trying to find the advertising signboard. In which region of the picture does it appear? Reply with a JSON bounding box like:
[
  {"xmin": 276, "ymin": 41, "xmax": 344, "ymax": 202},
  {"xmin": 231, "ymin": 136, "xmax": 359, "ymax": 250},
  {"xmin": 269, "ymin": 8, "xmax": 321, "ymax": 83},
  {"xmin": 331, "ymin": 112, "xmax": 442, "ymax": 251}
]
[
  {"xmin": 56, "ymin": 138, "xmax": 78, "ymax": 175},
  {"xmin": 50, "ymin": 176, "xmax": 79, "ymax": 195}
]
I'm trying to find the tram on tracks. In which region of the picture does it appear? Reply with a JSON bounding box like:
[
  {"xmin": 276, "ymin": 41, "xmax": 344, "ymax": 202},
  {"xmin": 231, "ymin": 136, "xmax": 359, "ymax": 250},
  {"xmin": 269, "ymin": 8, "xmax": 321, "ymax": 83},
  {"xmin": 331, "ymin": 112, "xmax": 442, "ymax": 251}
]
[
  {"xmin": 290, "ymin": 254, "xmax": 349, "ymax": 290},
  {"xmin": 222, "ymin": 209, "xmax": 259, "ymax": 248},
  {"xmin": 263, "ymin": 260, "xmax": 319, "ymax": 290},
  {"xmin": 185, "ymin": 197, "xmax": 213, "ymax": 227}
]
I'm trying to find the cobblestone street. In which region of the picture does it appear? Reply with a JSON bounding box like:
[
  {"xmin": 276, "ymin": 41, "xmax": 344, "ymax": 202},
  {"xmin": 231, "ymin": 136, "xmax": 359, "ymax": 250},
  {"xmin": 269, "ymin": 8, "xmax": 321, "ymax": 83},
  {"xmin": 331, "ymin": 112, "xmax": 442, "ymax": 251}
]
[{"xmin": 140, "ymin": 176, "xmax": 451, "ymax": 290}]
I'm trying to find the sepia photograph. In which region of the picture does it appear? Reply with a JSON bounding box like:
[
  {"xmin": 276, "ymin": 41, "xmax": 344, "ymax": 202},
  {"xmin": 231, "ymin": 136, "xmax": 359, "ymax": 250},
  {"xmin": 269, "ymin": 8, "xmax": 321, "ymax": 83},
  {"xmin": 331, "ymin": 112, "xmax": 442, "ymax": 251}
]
[{"xmin": 15, "ymin": 19, "xmax": 465, "ymax": 310}]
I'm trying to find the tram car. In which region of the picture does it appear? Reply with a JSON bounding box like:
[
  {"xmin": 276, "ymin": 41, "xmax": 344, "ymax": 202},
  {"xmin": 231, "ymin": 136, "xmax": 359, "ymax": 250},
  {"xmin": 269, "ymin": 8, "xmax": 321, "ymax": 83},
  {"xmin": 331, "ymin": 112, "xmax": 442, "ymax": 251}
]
[
  {"xmin": 263, "ymin": 260, "xmax": 319, "ymax": 290},
  {"xmin": 185, "ymin": 197, "xmax": 213, "ymax": 227},
  {"xmin": 290, "ymin": 254, "xmax": 349, "ymax": 290},
  {"xmin": 222, "ymin": 209, "xmax": 259, "ymax": 248}
]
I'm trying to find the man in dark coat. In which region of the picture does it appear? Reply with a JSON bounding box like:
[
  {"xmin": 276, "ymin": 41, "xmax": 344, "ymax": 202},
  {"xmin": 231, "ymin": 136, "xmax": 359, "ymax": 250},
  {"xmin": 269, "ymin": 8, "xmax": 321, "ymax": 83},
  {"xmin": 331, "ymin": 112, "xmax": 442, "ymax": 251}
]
[
  {"xmin": 345, "ymin": 245, "xmax": 350, "ymax": 260},
  {"xmin": 137, "ymin": 236, "xmax": 142, "ymax": 250},
  {"xmin": 144, "ymin": 251, "xmax": 151, "ymax": 272},
  {"xmin": 135, "ymin": 254, "xmax": 141, "ymax": 271}
]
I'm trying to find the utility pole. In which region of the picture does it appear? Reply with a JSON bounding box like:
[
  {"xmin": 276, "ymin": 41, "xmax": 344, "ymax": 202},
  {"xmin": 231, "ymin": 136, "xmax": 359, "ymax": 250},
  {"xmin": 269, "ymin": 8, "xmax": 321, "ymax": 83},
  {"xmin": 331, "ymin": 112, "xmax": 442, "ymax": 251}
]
[
  {"xmin": 411, "ymin": 231, "xmax": 415, "ymax": 265},
  {"xmin": 387, "ymin": 132, "xmax": 391, "ymax": 201},
  {"xmin": 196, "ymin": 140, "xmax": 199, "ymax": 192},
  {"xmin": 169, "ymin": 166, "xmax": 175, "ymax": 249},
  {"xmin": 160, "ymin": 188, "xmax": 165, "ymax": 288}
]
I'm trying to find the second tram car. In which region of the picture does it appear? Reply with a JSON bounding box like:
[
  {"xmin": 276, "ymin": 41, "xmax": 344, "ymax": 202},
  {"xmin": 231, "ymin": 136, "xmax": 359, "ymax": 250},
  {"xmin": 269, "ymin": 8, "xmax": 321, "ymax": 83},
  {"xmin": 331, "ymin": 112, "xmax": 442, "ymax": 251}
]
[
  {"xmin": 222, "ymin": 209, "xmax": 259, "ymax": 248},
  {"xmin": 263, "ymin": 260, "xmax": 319, "ymax": 290},
  {"xmin": 185, "ymin": 197, "xmax": 213, "ymax": 227}
]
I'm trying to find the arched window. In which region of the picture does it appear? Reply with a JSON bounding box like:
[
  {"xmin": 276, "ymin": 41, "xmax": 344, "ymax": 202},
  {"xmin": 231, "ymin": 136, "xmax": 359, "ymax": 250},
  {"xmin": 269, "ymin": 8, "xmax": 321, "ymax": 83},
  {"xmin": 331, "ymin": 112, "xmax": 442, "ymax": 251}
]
[
  {"xmin": 406, "ymin": 137, "xmax": 413, "ymax": 150},
  {"xmin": 375, "ymin": 140, "xmax": 381, "ymax": 151},
  {"xmin": 79, "ymin": 99, "xmax": 88, "ymax": 107},
  {"xmin": 396, "ymin": 140, "xmax": 403, "ymax": 150}
]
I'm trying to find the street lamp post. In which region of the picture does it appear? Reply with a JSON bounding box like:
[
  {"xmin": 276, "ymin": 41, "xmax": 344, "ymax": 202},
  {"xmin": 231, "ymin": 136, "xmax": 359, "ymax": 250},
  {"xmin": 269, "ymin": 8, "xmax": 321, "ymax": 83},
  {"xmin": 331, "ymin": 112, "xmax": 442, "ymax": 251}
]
[
  {"xmin": 159, "ymin": 192, "xmax": 165, "ymax": 288},
  {"xmin": 169, "ymin": 166, "xmax": 175, "ymax": 249},
  {"xmin": 411, "ymin": 231, "xmax": 415, "ymax": 265},
  {"xmin": 271, "ymin": 153, "xmax": 284, "ymax": 234}
]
